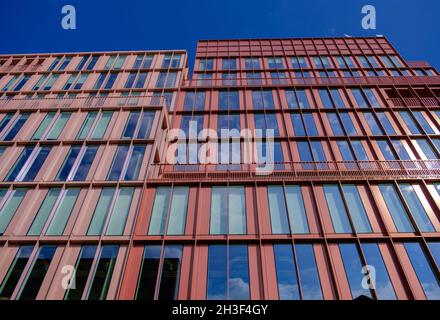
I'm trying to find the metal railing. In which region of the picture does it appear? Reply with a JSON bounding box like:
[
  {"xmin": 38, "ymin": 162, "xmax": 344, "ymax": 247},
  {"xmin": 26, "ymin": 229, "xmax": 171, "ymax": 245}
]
[
  {"xmin": 147, "ymin": 160, "xmax": 440, "ymax": 181},
  {"xmin": 183, "ymin": 75, "xmax": 440, "ymax": 88},
  {"xmin": 0, "ymin": 64, "xmax": 42, "ymax": 72},
  {"xmin": 387, "ymin": 97, "xmax": 439, "ymax": 107},
  {"xmin": 0, "ymin": 95, "xmax": 166, "ymax": 110}
]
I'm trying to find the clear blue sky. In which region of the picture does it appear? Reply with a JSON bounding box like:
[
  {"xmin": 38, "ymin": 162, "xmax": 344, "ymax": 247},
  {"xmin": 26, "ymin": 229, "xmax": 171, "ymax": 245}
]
[{"xmin": 1, "ymin": 0, "xmax": 439, "ymax": 71}]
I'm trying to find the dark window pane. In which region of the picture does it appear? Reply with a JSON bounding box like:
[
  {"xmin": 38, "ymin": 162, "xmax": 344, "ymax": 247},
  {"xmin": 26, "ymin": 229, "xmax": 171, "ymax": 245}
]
[
  {"xmin": 158, "ymin": 246, "xmax": 183, "ymax": 300},
  {"xmin": 87, "ymin": 245, "xmax": 119, "ymax": 300},
  {"xmin": 0, "ymin": 246, "xmax": 33, "ymax": 300},
  {"xmin": 135, "ymin": 246, "xmax": 161, "ymax": 300},
  {"xmin": 18, "ymin": 246, "xmax": 56, "ymax": 300},
  {"xmin": 65, "ymin": 246, "xmax": 97, "ymax": 300}
]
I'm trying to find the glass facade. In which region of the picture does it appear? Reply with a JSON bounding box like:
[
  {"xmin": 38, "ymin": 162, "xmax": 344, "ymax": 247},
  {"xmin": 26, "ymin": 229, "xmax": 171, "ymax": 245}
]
[{"xmin": 0, "ymin": 39, "xmax": 439, "ymax": 300}]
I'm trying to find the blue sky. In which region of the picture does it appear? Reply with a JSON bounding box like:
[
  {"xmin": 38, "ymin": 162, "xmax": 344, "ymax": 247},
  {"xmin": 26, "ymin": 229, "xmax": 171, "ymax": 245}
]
[{"xmin": 0, "ymin": 0, "xmax": 439, "ymax": 71}]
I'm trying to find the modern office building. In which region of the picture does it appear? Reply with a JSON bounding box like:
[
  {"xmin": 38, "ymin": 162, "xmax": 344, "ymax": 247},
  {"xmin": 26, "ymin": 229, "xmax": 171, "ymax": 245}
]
[{"xmin": 0, "ymin": 37, "xmax": 440, "ymax": 300}]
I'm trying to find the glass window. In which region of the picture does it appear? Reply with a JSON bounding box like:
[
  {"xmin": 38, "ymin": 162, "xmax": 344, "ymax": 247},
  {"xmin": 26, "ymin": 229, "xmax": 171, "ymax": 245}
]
[
  {"xmin": 91, "ymin": 112, "xmax": 112, "ymax": 139},
  {"xmin": 400, "ymin": 111, "xmax": 421, "ymax": 134},
  {"xmin": 415, "ymin": 139, "xmax": 438, "ymax": 159},
  {"xmin": 18, "ymin": 246, "xmax": 57, "ymax": 300},
  {"xmin": 361, "ymin": 243, "xmax": 397, "ymax": 299},
  {"xmin": 156, "ymin": 72, "xmax": 177, "ymax": 88},
  {"xmin": 268, "ymin": 57, "xmax": 283, "ymax": 69},
  {"xmin": 5, "ymin": 146, "xmax": 51, "ymax": 182},
  {"xmin": 404, "ymin": 242, "xmax": 440, "ymax": 299},
  {"xmin": 352, "ymin": 89, "xmax": 369, "ymax": 108},
  {"xmin": 399, "ymin": 184, "xmax": 435, "ymax": 232},
  {"xmin": 378, "ymin": 184, "xmax": 415, "ymax": 232},
  {"xmin": 77, "ymin": 112, "xmax": 97, "ymax": 140},
  {"xmin": 296, "ymin": 244, "xmax": 323, "ymax": 299},
  {"xmin": 303, "ymin": 113, "xmax": 318, "ymax": 136},
  {"xmin": 391, "ymin": 140, "xmax": 411, "ymax": 160},
  {"xmin": 252, "ymin": 90, "xmax": 274, "ymax": 110},
  {"xmin": 105, "ymin": 188, "xmax": 134, "ymax": 236},
  {"xmin": 76, "ymin": 55, "xmax": 89, "ymax": 71},
  {"xmin": 0, "ymin": 246, "xmax": 34, "ymax": 299},
  {"xmin": 124, "ymin": 145, "xmax": 145, "ymax": 180},
  {"xmin": 341, "ymin": 185, "xmax": 372, "ymax": 233},
  {"xmin": 377, "ymin": 140, "xmax": 397, "ymax": 160},
  {"xmin": 327, "ymin": 113, "xmax": 344, "ymax": 135},
  {"xmin": 268, "ymin": 185, "xmax": 309, "ymax": 234},
  {"xmin": 207, "ymin": 245, "xmax": 250, "ymax": 300},
  {"xmin": 199, "ymin": 58, "xmax": 213, "ymax": 71},
  {"xmin": 28, "ymin": 188, "xmax": 60, "ymax": 236},
  {"xmin": 87, "ymin": 188, "xmax": 115, "ymax": 235},
  {"xmin": 222, "ymin": 58, "xmax": 236, "ymax": 70},
  {"xmin": 64, "ymin": 246, "xmax": 97, "ymax": 300},
  {"xmin": 291, "ymin": 56, "xmax": 307, "ymax": 68},
  {"xmin": 0, "ymin": 113, "xmax": 14, "ymax": 134},
  {"xmin": 274, "ymin": 244, "xmax": 299, "ymax": 300},
  {"xmin": 2, "ymin": 113, "xmax": 29, "ymax": 141},
  {"xmin": 351, "ymin": 141, "xmax": 369, "ymax": 161},
  {"xmin": 57, "ymin": 146, "xmax": 97, "ymax": 181},
  {"xmin": 329, "ymin": 89, "xmax": 345, "ymax": 108},
  {"xmin": 245, "ymin": 58, "xmax": 260, "ymax": 70},
  {"xmin": 274, "ymin": 244, "xmax": 322, "ymax": 300},
  {"xmin": 285, "ymin": 89, "xmax": 309, "ymax": 109},
  {"xmin": 210, "ymin": 186, "xmax": 246, "ymax": 234},
  {"xmin": 323, "ymin": 185, "xmax": 353, "ymax": 233},
  {"xmin": 413, "ymin": 111, "xmax": 435, "ymax": 134},
  {"xmin": 162, "ymin": 54, "xmax": 181, "ymax": 68},
  {"xmin": 363, "ymin": 112, "xmax": 383, "ymax": 135},
  {"xmin": 135, "ymin": 245, "xmax": 183, "ymax": 300},
  {"xmin": 339, "ymin": 244, "xmax": 373, "ymax": 299},
  {"xmin": 45, "ymin": 188, "xmax": 80, "ymax": 235},
  {"xmin": 427, "ymin": 242, "xmax": 440, "ymax": 268},
  {"xmin": 340, "ymin": 113, "xmax": 357, "ymax": 135},
  {"xmin": 318, "ymin": 89, "xmax": 334, "ymax": 108},
  {"xmin": 87, "ymin": 187, "xmax": 134, "ymax": 235},
  {"xmin": 376, "ymin": 112, "xmax": 396, "ymax": 135},
  {"xmin": 291, "ymin": 113, "xmax": 306, "ymax": 136},
  {"xmin": 218, "ymin": 90, "xmax": 239, "ymax": 110},
  {"xmin": 148, "ymin": 186, "xmax": 189, "ymax": 235},
  {"xmin": 135, "ymin": 245, "xmax": 161, "ymax": 300},
  {"xmin": 337, "ymin": 141, "xmax": 355, "ymax": 161},
  {"xmin": 46, "ymin": 112, "xmax": 71, "ymax": 140},
  {"xmin": 86, "ymin": 56, "xmax": 98, "ymax": 70},
  {"xmin": 183, "ymin": 91, "xmax": 205, "ymax": 111},
  {"xmin": 107, "ymin": 145, "xmax": 145, "ymax": 181},
  {"xmin": 0, "ymin": 189, "xmax": 27, "ymax": 235},
  {"xmin": 87, "ymin": 245, "xmax": 119, "ymax": 300},
  {"xmin": 32, "ymin": 112, "xmax": 56, "ymax": 140}
]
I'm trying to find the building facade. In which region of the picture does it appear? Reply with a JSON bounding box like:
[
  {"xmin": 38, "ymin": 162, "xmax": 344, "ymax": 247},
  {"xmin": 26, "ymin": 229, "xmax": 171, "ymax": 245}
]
[{"xmin": 0, "ymin": 37, "xmax": 440, "ymax": 300}]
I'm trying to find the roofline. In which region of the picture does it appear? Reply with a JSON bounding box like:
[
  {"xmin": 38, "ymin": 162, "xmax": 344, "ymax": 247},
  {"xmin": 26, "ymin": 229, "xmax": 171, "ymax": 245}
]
[
  {"xmin": 196, "ymin": 35, "xmax": 389, "ymax": 42},
  {"xmin": 0, "ymin": 49, "xmax": 188, "ymax": 58}
]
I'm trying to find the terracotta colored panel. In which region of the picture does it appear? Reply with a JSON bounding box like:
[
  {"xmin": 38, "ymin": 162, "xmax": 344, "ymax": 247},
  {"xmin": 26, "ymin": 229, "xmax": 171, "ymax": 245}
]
[
  {"xmin": 119, "ymin": 246, "xmax": 143, "ymax": 300},
  {"xmin": 327, "ymin": 243, "xmax": 352, "ymax": 299},
  {"xmin": 393, "ymin": 243, "xmax": 426, "ymax": 300},
  {"xmin": 313, "ymin": 244, "xmax": 337, "ymax": 300}
]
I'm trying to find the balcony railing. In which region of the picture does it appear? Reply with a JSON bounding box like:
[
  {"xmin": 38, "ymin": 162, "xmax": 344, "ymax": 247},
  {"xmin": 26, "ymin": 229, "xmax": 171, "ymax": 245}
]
[
  {"xmin": 147, "ymin": 160, "xmax": 440, "ymax": 181},
  {"xmin": 387, "ymin": 97, "xmax": 440, "ymax": 107},
  {"xmin": 183, "ymin": 75, "xmax": 440, "ymax": 88},
  {"xmin": 0, "ymin": 64, "xmax": 42, "ymax": 72},
  {"xmin": 0, "ymin": 95, "xmax": 166, "ymax": 110}
]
